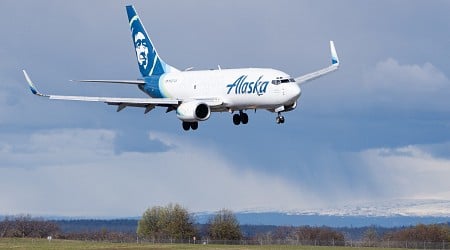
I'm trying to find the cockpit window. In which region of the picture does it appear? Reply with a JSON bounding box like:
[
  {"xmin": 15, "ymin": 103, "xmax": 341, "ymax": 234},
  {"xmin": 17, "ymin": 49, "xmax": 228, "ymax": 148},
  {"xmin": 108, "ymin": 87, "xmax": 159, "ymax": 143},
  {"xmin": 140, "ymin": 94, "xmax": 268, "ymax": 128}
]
[
  {"xmin": 272, "ymin": 80, "xmax": 281, "ymax": 85},
  {"xmin": 271, "ymin": 77, "xmax": 295, "ymax": 85}
]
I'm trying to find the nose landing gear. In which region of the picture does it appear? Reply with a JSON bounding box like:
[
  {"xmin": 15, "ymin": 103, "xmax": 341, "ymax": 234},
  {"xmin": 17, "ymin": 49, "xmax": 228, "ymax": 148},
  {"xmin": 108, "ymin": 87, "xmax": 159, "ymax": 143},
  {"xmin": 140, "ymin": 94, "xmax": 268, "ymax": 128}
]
[{"xmin": 276, "ymin": 112, "xmax": 285, "ymax": 124}]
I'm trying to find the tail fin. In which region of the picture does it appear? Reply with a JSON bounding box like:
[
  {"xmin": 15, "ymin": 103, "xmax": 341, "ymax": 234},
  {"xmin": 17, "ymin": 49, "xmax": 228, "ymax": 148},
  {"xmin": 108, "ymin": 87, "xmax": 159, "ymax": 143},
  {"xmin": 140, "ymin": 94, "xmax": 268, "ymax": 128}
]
[{"xmin": 126, "ymin": 5, "xmax": 178, "ymax": 77}]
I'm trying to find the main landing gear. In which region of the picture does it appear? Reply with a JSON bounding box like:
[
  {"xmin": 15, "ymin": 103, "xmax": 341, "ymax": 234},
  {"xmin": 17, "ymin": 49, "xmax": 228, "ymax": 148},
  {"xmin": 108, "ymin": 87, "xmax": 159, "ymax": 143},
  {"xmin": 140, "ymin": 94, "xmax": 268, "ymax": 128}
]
[
  {"xmin": 233, "ymin": 111, "xmax": 249, "ymax": 125},
  {"xmin": 276, "ymin": 112, "xmax": 285, "ymax": 124},
  {"xmin": 182, "ymin": 121, "xmax": 198, "ymax": 131}
]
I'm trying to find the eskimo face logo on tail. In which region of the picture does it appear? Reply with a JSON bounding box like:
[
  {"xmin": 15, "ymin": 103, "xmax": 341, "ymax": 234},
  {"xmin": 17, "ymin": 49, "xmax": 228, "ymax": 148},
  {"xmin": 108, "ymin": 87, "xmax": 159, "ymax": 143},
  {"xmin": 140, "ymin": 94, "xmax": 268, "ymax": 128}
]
[
  {"xmin": 226, "ymin": 75, "xmax": 269, "ymax": 96},
  {"xmin": 130, "ymin": 22, "xmax": 158, "ymax": 77},
  {"xmin": 128, "ymin": 9, "xmax": 165, "ymax": 77},
  {"xmin": 134, "ymin": 32, "xmax": 149, "ymax": 69}
]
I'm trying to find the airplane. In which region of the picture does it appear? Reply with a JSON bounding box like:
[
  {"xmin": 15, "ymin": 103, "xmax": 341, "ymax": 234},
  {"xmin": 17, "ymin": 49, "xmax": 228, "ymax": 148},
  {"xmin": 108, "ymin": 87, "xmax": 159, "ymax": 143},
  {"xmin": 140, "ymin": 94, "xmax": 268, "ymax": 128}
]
[{"xmin": 23, "ymin": 5, "xmax": 340, "ymax": 131}]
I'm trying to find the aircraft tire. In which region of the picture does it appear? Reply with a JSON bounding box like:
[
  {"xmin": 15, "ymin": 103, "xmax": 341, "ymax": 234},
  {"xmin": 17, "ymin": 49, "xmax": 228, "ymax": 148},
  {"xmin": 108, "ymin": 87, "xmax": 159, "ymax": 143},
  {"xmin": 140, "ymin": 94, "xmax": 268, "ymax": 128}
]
[
  {"xmin": 182, "ymin": 122, "xmax": 190, "ymax": 131},
  {"xmin": 233, "ymin": 114, "xmax": 241, "ymax": 125},
  {"xmin": 241, "ymin": 113, "xmax": 249, "ymax": 124},
  {"xmin": 276, "ymin": 116, "xmax": 283, "ymax": 124}
]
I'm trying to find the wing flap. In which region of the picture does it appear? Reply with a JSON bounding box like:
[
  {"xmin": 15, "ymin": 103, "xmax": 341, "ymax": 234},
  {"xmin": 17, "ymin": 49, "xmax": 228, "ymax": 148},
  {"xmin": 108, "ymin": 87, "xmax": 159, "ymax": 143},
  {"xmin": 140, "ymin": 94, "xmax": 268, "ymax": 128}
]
[{"xmin": 48, "ymin": 95, "xmax": 179, "ymax": 105}]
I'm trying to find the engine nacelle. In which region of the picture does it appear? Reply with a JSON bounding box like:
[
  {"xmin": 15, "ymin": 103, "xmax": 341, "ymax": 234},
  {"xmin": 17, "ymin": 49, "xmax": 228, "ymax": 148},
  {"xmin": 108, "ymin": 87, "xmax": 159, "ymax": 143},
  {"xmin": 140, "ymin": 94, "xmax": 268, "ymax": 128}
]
[
  {"xmin": 284, "ymin": 101, "xmax": 297, "ymax": 112},
  {"xmin": 176, "ymin": 101, "xmax": 211, "ymax": 122}
]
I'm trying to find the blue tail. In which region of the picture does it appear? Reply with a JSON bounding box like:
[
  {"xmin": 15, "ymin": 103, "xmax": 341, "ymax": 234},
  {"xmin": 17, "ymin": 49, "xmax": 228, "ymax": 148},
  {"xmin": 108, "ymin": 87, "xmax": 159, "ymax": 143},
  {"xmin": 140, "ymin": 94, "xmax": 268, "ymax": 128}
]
[{"xmin": 126, "ymin": 5, "xmax": 178, "ymax": 77}]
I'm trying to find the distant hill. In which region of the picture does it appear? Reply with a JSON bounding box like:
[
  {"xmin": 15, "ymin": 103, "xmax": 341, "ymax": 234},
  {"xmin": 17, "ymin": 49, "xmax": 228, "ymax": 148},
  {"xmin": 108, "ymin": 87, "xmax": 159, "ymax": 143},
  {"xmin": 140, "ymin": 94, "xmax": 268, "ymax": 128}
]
[
  {"xmin": 193, "ymin": 212, "xmax": 449, "ymax": 228},
  {"xmin": 194, "ymin": 199, "xmax": 450, "ymax": 227},
  {"xmin": 54, "ymin": 219, "xmax": 137, "ymax": 233}
]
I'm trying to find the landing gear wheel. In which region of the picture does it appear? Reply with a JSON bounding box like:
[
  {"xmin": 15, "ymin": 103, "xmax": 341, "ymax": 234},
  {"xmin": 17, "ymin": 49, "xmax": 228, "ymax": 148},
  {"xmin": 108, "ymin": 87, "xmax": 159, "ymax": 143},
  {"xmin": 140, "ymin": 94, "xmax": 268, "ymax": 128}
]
[
  {"xmin": 182, "ymin": 122, "xmax": 199, "ymax": 131},
  {"xmin": 191, "ymin": 122, "xmax": 198, "ymax": 130},
  {"xmin": 233, "ymin": 111, "xmax": 249, "ymax": 125},
  {"xmin": 233, "ymin": 114, "xmax": 241, "ymax": 125},
  {"xmin": 276, "ymin": 113, "xmax": 285, "ymax": 124},
  {"xmin": 241, "ymin": 113, "xmax": 249, "ymax": 124},
  {"xmin": 182, "ymin": 122, "xmax": 190, "ymax": 131}
]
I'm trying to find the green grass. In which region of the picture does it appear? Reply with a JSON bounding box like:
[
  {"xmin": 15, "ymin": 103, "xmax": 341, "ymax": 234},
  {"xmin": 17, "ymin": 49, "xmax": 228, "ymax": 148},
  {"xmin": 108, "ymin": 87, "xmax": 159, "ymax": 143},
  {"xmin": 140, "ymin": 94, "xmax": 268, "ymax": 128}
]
[{"xmin": 0, "ymin": 238, "xmax": 405, "ymax": 250}]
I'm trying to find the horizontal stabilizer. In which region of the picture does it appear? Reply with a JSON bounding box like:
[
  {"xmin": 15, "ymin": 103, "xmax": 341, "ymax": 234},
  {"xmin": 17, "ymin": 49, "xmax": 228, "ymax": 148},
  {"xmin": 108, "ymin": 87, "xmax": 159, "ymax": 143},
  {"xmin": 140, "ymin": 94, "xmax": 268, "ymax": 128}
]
[{"xmin": 74, "ymin": 80, "xmax": 145, "ymax": 85}]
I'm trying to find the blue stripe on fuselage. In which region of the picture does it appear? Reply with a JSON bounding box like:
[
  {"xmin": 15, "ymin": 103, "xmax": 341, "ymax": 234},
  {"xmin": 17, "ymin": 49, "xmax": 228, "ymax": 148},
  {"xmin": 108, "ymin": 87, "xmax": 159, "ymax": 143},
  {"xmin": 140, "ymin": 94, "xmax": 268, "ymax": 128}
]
[{"xmin": 140, "ymin": 75, "xmax": 165, "ymax": 98}]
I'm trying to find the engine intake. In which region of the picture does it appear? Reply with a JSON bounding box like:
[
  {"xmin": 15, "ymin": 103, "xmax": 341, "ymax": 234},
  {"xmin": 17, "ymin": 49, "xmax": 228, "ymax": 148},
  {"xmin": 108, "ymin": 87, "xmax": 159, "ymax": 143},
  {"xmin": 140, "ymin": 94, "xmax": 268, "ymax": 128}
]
[{"xmin": 176, "ymin": 101, "xmax": 211, "ymax": 122}]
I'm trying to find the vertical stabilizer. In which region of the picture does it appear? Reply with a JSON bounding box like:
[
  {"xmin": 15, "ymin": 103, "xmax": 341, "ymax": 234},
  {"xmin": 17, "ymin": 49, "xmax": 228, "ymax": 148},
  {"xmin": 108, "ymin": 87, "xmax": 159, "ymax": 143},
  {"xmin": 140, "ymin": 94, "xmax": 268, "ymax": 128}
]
[{"xmin": 126, "ymin": 5, "xmax": 178, "ymax": 77}]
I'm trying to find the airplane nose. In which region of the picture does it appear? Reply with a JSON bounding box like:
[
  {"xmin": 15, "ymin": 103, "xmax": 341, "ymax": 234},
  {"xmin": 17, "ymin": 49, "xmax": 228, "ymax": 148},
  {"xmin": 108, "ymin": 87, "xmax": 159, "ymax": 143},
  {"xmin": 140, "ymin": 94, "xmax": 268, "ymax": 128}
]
[{"xmin": 290, "ymin": 83, "xmax": 301, "ymax": 99}]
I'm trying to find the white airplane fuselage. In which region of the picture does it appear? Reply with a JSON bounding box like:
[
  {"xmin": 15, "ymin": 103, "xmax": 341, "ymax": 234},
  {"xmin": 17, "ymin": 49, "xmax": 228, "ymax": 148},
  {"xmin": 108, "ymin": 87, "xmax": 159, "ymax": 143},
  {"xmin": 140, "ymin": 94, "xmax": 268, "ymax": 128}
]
[{"xmin": 142, "ymin": 68, "xmax": 301, "ymax": 112}]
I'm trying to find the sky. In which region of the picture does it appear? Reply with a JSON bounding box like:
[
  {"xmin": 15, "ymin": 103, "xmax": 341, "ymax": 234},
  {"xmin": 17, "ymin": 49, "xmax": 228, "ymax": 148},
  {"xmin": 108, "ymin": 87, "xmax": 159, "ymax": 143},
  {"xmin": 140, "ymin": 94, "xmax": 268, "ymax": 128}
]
[{"xmin": 0, "ymin": 0, "xmax": 449, "ymax": 217}]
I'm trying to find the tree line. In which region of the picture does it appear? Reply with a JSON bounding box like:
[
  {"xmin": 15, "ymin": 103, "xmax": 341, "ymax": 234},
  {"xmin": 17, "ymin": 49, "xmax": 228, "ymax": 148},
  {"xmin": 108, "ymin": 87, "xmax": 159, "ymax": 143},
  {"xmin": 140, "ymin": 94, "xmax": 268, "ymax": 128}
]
[
  {"xmin": 384, "ymin": 224, "xmax": 449, "ymax": 242},
  {"xmin": 1, "ymin": 207, "xmax": 449, "ymax": 247},
  {"xmin": 0, "ymin": 215, "xmax": 136, "ymax": 242},
  {"xmin": 0, "ymin": 215, "xmax": 59, "ymax": 238}
]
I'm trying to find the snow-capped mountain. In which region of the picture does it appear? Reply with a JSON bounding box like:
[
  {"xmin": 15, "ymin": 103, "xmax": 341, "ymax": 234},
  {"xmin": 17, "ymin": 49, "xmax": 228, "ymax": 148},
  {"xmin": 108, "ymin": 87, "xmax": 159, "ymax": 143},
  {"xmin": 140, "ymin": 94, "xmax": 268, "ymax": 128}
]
[
  {"xmin": 286, "ymin": 199, "xmax": 450, "ymax": 217},
  {"xmin": 195, "ymin": 199, "xmax": 450, "ymax": 227}
]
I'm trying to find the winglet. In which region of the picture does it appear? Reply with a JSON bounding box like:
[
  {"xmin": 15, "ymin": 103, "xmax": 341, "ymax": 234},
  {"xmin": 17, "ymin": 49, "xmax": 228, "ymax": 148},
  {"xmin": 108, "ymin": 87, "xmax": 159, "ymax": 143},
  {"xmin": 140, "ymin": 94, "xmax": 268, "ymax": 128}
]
[
  {"xmin": 330, "ymin": 41, "xmax": 339, "ymax": 66},
  {"xmin": 22, "ymin": 70, "xmax": 47, "ymax": 97}
]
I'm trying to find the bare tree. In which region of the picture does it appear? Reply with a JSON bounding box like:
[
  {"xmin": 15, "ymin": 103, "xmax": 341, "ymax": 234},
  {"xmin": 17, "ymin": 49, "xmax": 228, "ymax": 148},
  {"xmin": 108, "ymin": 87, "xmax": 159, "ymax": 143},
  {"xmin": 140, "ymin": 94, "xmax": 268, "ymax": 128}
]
[
  {"xmin": 0, "ymin": 215, "xmax": 59, "ymax": 238},
  {"xmin": 0, "ymin": 217, "xmax": 12, "ymax": 238},
  {"xmin": 363, "ymin": 227, "xmax": 378, "ymax": 247}
]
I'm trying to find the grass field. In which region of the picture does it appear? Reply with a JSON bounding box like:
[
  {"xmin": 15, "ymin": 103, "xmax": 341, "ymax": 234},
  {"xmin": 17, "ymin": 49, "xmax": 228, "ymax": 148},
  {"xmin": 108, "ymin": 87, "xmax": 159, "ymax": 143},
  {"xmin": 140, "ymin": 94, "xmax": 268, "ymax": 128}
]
[{"xmin": 0, "ymin": 238, "xmax": 405, "ymax": 250}]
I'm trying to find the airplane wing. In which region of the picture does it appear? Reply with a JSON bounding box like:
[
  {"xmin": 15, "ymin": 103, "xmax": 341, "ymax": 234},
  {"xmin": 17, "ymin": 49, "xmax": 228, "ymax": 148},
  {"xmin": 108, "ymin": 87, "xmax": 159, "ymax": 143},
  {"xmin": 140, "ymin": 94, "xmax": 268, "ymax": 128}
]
[
  {"xmin": 23, "ymin": 70, "xmax": 178, "ymax": 113},
  {"xmin": 23, "ymin": 70, "xmax": 224, "ymax": 113},
  {"xmin": 294, "ymin": 41, "xmax": 340, "ymax": 85}
]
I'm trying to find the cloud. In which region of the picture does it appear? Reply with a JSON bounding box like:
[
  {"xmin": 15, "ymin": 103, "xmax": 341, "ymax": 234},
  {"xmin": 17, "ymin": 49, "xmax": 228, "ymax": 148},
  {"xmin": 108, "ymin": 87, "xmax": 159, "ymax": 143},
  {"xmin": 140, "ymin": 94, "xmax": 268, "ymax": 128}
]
[
  {"xmin": 304, "ymin": 57, "xmax": 450, "ymax": 116},
  {"xmin": 0, "ymin": 128, "xmax": 320, "ymax": 216},
  {"xmin": 1, "ymin": 128, "xmax": 448, "ymax": 217},
  {"xmin": 361, "ymin": 58, "xmax": 450, "ymax": 111},
  {"xmin": 0, "ymin": 129, "xmax": 116, "ymax": 168},
  {"xmin": 355, "ymin": 143, "xmax": 450, "ymax": 200},
  {"xmin": 364, "ymin": 58, "xmax": 448, "ymax": 92},
  {"xmin": 278, "ymin": 142, "xmax": 450, "ymax": 208}
]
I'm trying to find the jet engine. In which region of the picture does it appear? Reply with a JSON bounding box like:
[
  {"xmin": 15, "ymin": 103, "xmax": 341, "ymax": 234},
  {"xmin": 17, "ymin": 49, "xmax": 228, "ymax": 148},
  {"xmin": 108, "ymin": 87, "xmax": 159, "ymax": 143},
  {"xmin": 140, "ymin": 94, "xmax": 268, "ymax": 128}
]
[{"xmin": 176, "ymin": 101, "xmax": 211, "ymax": 122}]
